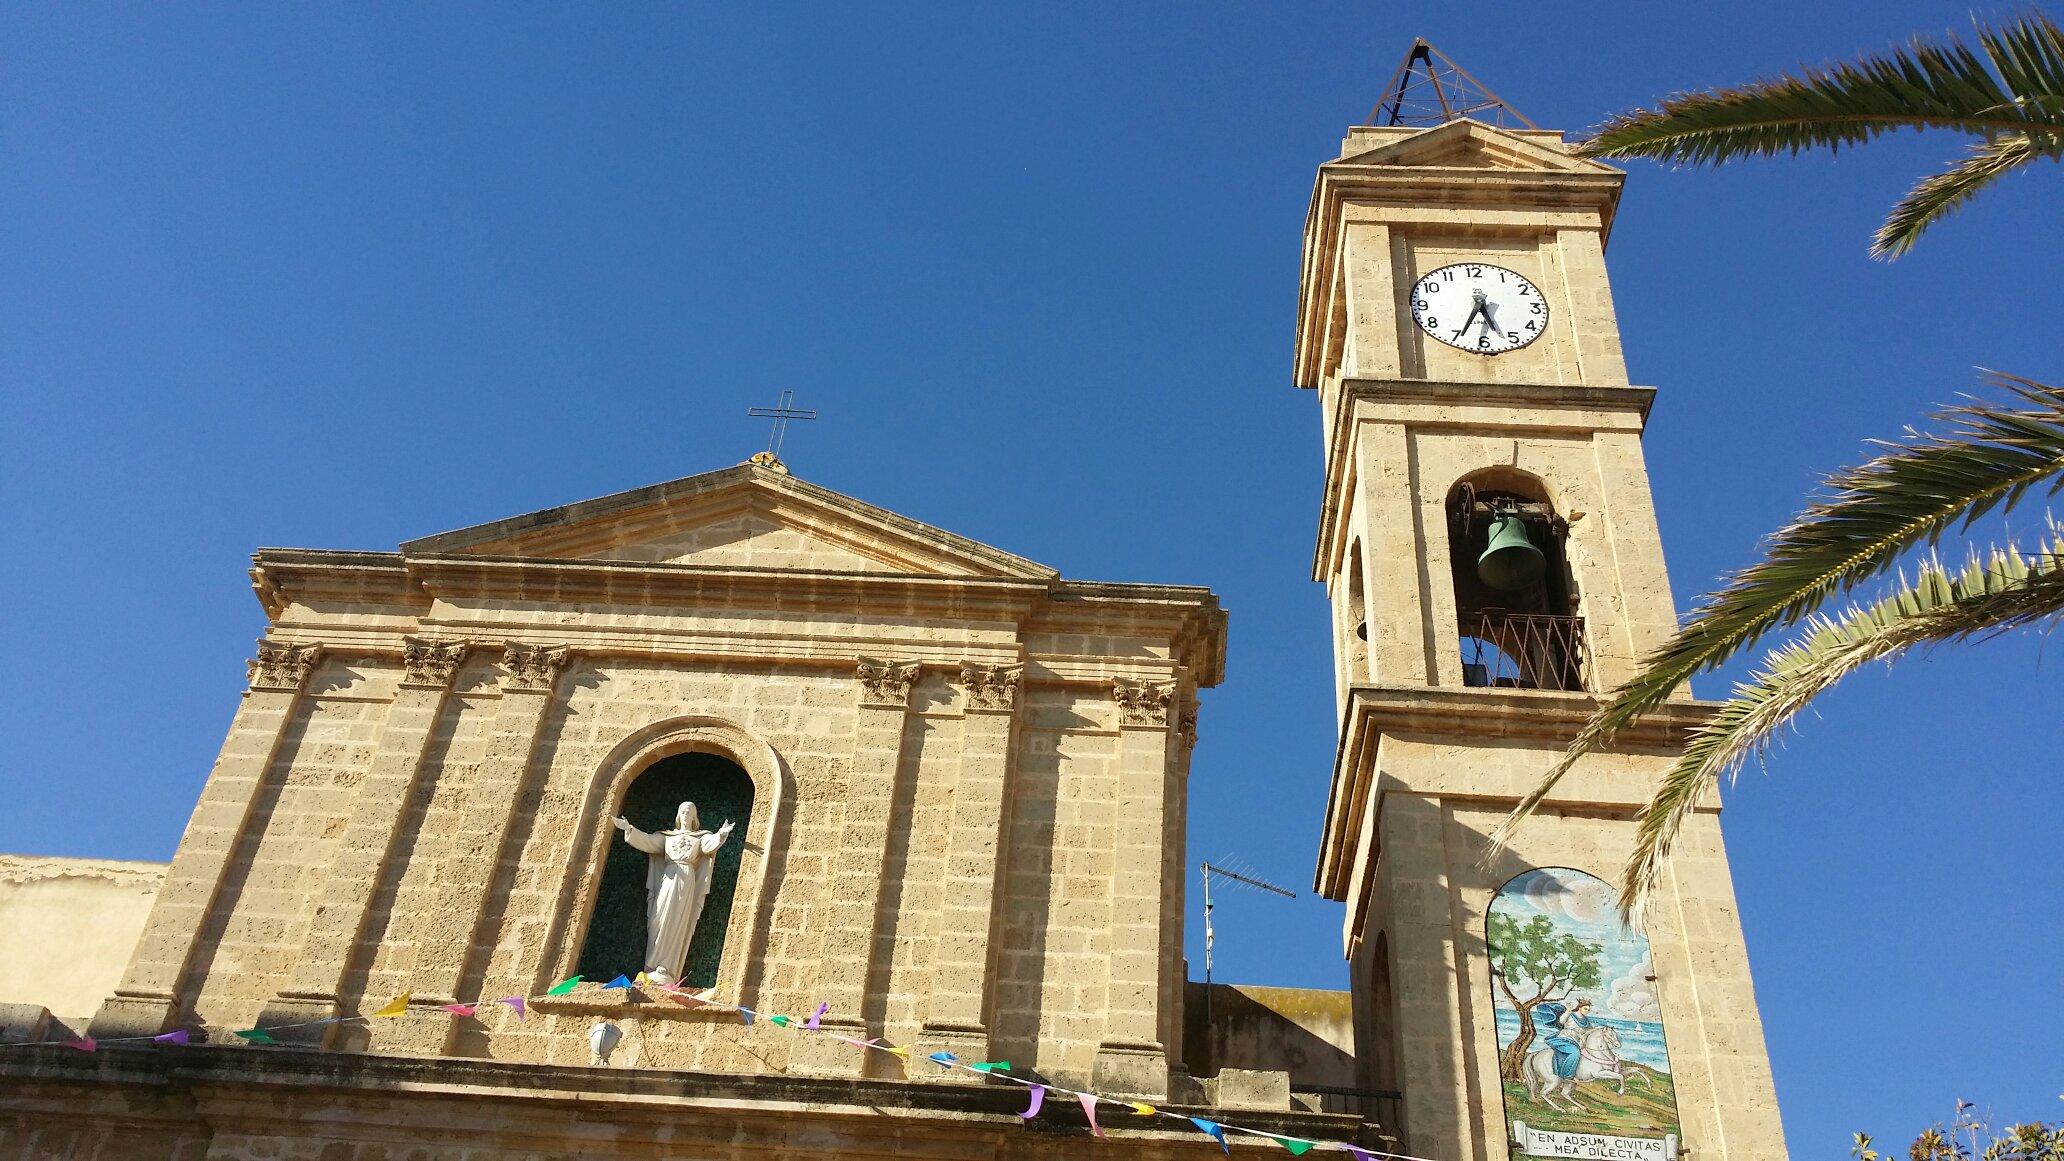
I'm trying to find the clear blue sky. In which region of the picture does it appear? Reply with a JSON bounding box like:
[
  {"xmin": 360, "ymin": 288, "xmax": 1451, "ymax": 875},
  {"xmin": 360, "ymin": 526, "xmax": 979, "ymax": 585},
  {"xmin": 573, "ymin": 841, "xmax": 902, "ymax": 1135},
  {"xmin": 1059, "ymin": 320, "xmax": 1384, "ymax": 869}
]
[{"xmin": 4, "ymin": 2, "xmax": 2058, "ymax": 1150}]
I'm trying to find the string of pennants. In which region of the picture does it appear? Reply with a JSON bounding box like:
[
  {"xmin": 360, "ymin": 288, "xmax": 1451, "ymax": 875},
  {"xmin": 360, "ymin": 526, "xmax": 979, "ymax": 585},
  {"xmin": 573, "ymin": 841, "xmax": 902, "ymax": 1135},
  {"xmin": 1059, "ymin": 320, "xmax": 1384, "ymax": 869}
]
[{"xmin": 5, "ymin": 971, "xmax": 1429, "ymax": 1160}]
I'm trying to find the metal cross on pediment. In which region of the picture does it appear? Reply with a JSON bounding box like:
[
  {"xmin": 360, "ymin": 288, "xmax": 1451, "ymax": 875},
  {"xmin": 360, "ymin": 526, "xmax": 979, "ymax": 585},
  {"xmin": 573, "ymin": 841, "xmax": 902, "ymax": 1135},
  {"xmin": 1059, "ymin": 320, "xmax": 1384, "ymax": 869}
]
[
  {"xmin": 1368, "ymin": 38, "xmax": 1536, "ymax": 130},
  {"xmin": 746, "ymin": 390, "xmax": 818, "ymax": 463}
]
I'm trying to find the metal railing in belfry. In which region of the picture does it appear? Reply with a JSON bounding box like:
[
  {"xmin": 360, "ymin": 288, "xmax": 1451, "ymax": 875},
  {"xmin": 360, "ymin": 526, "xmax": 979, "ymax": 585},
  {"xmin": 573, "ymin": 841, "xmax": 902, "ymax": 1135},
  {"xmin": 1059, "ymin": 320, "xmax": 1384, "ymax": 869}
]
[{"xmin": 1460, "ymin": 611, "xmax": 1589, "ymax": 692}]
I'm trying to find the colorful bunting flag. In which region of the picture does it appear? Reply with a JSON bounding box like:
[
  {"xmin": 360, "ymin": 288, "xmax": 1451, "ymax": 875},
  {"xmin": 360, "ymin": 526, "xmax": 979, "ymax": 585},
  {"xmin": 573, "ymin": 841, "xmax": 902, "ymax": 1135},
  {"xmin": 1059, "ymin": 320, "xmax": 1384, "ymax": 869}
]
[
  {"xmin": 1189, "ymin": 1116, "xmax": 1230, "ymax": 1154},
  {"xmin": 1274, "ymin": 1136, "xmax": 1315, "ymax": 1155},
  {"xmin": 804, "ymin": 1002, "xmax": 828, "ymax": 1030},
  {"xmin": 545, "ymin": 976, "xmax": 583, "ymax": 996},
  {"xmin": 1018, "ymin": 1084, "xmax": 1045, "ymax": 1120},
  {"xmin": 1078, "ymin": 1093, "xmax": 1106, "ymax": 1140},
  {"xmin": 440, "ymin": 1003, "xmax": 477, "ymax": 1017},
  {"xmin": 372, "ymin": 992, "xmax": 411, "ymax": 1018},
  {"xmin": 882, "ymin": 1044, "xmax": 910, "ymax": 1058},
  {"xmin": 601, "ymin": 975, "xmax": 634, "ymax": 990},
  {"xmin": 968, "ymin": 1060, "xmax": 1012, "ymax": 1073},
  {"xmin": 1129, "ymin": 1102, "xmax": 1157, "ymax": 1116},
  {"xmin": 663, "ymin": 991, "xmax": 705, "ymax": 1008},
  {"xmin": 927, "ymin": 1050, "xmax": 959, "ymax": 1068},
  {"xmin": 61, "ymin": 1036, "xmax": 96, "ymax": 1052},
  {"xmin": 499, "ymin": 997, "xmax": 528, "ymax": 1018},
  {"xmin": 768, "ymin": 1014, "xmax": 791, "ymax": 1027},
  {"xmin": 233, "ymin": 1027, "xmax": 278, "ymax": 1045},
  {"xmin": 738, "ymin": 1008, "xmax": 755, "ymax": 1026},
  {"xmin": 633, "ymin": 972, "xmax": 651, "ymax": 988},
  {"xmin": 151, "ymin": 1029, "xmax": 190, "ymax": 1045}
]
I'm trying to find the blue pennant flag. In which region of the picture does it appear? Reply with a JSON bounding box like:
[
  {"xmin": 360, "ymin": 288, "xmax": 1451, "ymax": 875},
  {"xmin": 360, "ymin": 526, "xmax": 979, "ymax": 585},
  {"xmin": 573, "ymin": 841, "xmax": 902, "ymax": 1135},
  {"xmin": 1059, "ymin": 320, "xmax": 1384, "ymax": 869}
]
[
  {"xmin": 1189, "ymin": 1117, "xmax": 1230, "ymax": 1154},
  {"xmin": 927, "ymin": 1050, "xmax": 960, "ymax": 1069},
  {"xmin": 601, "ymin": 974, "xmax": 634, "ymax": 990}
]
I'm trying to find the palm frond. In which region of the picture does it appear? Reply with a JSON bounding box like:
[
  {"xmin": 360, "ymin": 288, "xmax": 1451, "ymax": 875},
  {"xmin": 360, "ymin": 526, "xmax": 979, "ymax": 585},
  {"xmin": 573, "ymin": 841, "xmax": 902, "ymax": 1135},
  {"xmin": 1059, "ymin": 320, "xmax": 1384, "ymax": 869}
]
[
  {"xmin": 1577, "ymin": 13, "xmax": 2064, "ymax": 166},
  {"xmin": 1492, "ymin": 373, "xmax": 2064, "ymax": 846},
  {"xmin": 1616, "ymin": 533, "xmax": 2064, "ymax": 916},
  {"xmin": 1874, "ymin": 132, "xmax": 2062, "ymax": 257}
]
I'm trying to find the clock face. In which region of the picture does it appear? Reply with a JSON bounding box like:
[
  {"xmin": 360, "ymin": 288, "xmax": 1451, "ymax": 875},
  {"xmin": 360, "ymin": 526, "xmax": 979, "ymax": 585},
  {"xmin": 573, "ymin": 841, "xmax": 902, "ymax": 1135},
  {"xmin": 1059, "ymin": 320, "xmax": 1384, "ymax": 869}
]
[{"xmin": 1409, "ymin": 263, "xmax": 1548, "ymax": 355}]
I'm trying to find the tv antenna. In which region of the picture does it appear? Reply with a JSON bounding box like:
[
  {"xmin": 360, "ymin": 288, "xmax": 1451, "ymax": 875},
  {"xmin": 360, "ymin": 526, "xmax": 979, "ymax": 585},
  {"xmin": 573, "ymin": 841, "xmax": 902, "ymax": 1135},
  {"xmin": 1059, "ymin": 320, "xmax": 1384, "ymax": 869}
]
[
  {"xmin": 1199, "ymin": 859, "xmax": 1295, "ymax": 1057},
  {"xmin": 1367, "ymin": 38, "xmax": 1536, "ymax": 130}
]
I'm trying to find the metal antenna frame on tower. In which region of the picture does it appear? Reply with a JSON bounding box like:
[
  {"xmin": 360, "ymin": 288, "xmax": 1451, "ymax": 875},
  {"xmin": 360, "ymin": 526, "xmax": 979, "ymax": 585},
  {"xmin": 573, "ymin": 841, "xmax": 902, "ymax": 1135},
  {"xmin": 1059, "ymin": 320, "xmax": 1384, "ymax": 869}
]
[
  {"xmin": 1368, "ymin": 38, "xmax": 1537, "ymax": 130},
  {"xmin": 1198, "ymin": 860, "xmax": 1295, "ymax": 1070}
]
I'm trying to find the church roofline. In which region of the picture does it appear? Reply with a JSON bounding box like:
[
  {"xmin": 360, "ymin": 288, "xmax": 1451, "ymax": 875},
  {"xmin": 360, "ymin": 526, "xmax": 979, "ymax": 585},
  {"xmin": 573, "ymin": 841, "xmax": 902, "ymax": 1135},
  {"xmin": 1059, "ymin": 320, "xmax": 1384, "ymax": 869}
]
[{"xmin": 399, "ymin": 462, "xmax": 1060, "ymax": 581}]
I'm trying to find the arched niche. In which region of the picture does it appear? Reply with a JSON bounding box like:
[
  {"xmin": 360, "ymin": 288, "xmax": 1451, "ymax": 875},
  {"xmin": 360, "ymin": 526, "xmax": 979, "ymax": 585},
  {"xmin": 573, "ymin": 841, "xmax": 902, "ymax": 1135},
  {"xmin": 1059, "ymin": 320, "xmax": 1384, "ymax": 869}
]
[
  {"xmin": 550, "ymin": 718, "xmax": 791, "ymax": 1002},
  {"xmin": 577, "ymin": 753, "xmax": 753, "ymax": 988},
  {"xmin": 1445, "ymin": 470, "xmax": 1586, "ymax": 691},
  {"xmin": 1345, "ymin": 539, "xmax": 1370, "ymax": 683}
]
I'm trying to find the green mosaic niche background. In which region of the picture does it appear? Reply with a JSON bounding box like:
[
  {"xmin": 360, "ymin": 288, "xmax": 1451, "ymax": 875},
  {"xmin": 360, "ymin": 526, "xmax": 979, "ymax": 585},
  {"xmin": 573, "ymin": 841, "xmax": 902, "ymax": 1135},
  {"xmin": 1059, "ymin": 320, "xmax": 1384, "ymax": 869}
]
[{"xmin": 577, "ymin": 752, "xmax": 754, "ymax": 989}]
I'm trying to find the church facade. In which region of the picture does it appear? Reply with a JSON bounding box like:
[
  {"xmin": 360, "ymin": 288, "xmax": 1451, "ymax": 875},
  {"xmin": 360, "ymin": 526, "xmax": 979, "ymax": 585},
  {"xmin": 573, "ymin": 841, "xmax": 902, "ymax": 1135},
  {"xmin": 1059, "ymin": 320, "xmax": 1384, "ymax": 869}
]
[{"xmin": 1, "ymin": 96, "xmax": 1789, "ymax": 1161}]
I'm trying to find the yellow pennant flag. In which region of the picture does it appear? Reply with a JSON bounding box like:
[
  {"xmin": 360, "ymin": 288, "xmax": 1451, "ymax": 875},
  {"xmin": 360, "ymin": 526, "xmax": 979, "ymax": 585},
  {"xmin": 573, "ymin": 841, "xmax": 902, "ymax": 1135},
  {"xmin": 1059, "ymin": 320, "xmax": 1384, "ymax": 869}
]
[
  {"xmin": 883, "ymin": 1045, "xmax": 911, "ymax": 1058},
  {"xmin": 372, "ymin": 992, "xmax": 411, "ymax": 1018},
  {"xmin": 634, "ymin": 971, "xmax": 651, "ymax": 988},
  {"xmin": 1129, "ymin": 1102, "xmax": 1157, "ymax": 1116}
]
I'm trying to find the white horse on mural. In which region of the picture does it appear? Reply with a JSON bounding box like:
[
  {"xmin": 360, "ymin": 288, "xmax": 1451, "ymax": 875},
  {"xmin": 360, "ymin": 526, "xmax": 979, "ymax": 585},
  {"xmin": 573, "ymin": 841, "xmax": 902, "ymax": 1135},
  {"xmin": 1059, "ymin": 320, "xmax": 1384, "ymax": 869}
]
[{"xmin": 1523, "ymin": 1025, "xmax": 1653, "ymax": 1112}]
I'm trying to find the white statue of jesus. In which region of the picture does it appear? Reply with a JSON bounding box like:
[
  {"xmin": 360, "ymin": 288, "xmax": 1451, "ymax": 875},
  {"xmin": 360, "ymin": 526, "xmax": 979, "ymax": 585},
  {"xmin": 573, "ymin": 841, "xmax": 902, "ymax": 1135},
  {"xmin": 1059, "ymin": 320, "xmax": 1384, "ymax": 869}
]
[{"xmin": 611, "ymin": 802, "xmax": 736, "ymax": 988}]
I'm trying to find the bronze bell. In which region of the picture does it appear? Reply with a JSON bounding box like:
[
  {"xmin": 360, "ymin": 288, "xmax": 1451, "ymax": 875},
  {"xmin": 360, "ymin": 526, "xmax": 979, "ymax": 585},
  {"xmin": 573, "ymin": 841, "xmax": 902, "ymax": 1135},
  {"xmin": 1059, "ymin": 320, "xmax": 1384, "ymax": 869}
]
[{"xmin": 1477, "ymin": 512, "xmax": 1546, "ymax": 590}]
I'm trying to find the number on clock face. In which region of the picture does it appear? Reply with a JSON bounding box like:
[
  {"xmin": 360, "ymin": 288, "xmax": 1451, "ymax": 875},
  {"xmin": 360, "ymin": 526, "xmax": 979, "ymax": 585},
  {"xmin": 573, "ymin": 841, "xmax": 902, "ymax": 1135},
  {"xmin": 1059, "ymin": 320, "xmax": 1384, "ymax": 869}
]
[{"xmin": 1409, "ymin": 263, "xmax": 1548, "ymax": 354}]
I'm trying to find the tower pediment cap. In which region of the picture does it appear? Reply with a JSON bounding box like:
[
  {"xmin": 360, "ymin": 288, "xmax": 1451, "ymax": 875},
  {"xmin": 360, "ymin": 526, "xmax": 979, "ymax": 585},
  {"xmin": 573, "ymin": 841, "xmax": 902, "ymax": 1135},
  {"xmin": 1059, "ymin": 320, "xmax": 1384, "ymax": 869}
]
[{"xmin": 1331, "ymin": 119, "xmax": 1617, "ymax": 174}]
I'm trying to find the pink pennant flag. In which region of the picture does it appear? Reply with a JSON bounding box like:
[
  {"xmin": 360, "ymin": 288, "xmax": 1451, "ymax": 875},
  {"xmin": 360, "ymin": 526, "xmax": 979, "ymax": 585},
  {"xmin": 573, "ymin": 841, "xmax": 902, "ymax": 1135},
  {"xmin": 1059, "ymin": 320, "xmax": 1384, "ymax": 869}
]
[
  {"xmin": 498, "ymin": 997, "xmax": 527, "ymax": 1019},
  {"xmin": 61, "ymin": 1036, "xmax": 97, "ymax": 1052},
  {"xmin": 1078, "ymin": 1093, "xmax": 1106, "ymax": 1140},
  {"xmin": 663, "ymin": 990, "xmax": 706, "ymax": 1008},
  {"xmin": 440, "ymin": 1003, "xmax": 477, "ymax": 1017},
  {"xmin": 151, "ymin": 1029, "xmax": 190, "ymax": 1046},
  {"xmin": 1019, "ymin": 1084, "xmax": 1046, "ymax": 1120},
  {"xmin": 804, "ymin": 1002, "xmax": 828, "ymax": 1030}
]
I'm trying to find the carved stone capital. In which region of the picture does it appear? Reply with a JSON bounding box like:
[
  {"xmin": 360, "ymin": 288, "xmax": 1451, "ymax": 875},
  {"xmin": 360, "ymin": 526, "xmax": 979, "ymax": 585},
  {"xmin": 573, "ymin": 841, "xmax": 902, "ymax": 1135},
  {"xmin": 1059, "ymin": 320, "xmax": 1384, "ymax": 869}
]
[
  {"xmin": 248, "ymin": 642, "xmax": 323, "ymax": 692},
  {"xmin": 501, "ymin": 644, "xmax": 571, "ymax": 692},
  {"xmin": 400, "ymin": 637, "xmax": 470, "ymax": 689},
  {"xmin": 1112, "ymin": 677, "xmax": 1177, "ymax": 729},
  {"xmin": 958, "ymin": 663, "xmax": 1023, "ymax": 714},
  {"xmin": 856, "ymin": 658, "xmax": 922, "ymax": 707}
]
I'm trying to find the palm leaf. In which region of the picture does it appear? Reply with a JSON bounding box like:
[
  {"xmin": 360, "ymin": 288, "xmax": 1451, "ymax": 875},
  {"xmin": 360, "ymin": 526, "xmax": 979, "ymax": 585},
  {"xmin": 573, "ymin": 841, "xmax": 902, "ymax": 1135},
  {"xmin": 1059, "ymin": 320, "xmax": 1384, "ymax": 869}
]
[
  {"xmin": 1493, "ymin": 374, "xmax": 2064, "ymax": 845},
  {"xmin": 1578, "ymin": 13, "xmax": 2064, "ymax": 166},
  {"xmin": 1616, "ymin": 534, "xmax": 2064, "ymax": 915},
  {"xmin": 1874, "ymin": 132, "xmax": 2062, "ymax": 257}
]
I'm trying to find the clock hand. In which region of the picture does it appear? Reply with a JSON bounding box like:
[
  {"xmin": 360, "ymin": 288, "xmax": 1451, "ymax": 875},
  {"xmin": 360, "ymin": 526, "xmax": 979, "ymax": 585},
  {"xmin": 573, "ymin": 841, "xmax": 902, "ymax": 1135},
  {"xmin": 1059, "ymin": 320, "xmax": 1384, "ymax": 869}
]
[
  {"xmin": 1480, "ymin": 300, "xmax": 1506, "ymax": 338},
  {"xmin": 1454, "ymin": 300, "xmax": 1485, "ymax": 340}
]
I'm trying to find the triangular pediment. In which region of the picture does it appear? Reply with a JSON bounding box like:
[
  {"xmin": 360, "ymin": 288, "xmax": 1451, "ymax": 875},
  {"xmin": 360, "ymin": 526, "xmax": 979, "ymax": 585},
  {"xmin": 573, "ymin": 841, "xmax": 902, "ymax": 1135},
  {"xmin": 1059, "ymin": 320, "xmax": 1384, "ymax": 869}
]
[
  {"xmin": 1338, "ymin": 119, "xmax": 1615, "ymax": 174},
  {"xmin": 400, "ymin": 463, "xmax": 1057, "ymax": 579}
]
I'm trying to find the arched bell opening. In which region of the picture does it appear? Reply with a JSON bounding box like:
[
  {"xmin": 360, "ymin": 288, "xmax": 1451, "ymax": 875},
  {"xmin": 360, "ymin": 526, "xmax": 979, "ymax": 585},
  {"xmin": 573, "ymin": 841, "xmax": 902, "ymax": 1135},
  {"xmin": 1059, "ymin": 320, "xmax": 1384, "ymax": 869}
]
[
  {"xmin": 1345, "ymin": 540, "xmax": 1371, "ymax": 683},
  {"xmin": 1446, "ymin": 472, "xmax": 1588, "ymax": 692}
]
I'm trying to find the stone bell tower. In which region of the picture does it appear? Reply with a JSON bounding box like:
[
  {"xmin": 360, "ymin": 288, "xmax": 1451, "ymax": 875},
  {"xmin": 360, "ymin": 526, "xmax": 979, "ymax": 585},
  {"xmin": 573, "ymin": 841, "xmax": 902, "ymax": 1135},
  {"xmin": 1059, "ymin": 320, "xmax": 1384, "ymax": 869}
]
[{"xmin": 1300, "ymin": 49, "xmax": 1789, "ymax": 1161}]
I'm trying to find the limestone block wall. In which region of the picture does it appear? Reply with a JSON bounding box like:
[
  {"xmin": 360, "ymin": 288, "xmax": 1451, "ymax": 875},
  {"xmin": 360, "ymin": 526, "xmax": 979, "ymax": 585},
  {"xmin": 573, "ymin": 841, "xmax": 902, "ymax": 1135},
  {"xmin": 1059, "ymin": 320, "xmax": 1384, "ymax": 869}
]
[
  {"xmin": 92, "ymin": 550, "xmax": 1221, "ymax": 1101},
  {"xmin": 0, "ymin": 856, "xmax": 163, "ymax": 1021},
  {"xmin": 1336, "ymin": 714, "xmax": 1786, "ymax": 1161},
  {"xmin": 1318, "ymin": 387, "xmax": 1680, "ymax": 701}
]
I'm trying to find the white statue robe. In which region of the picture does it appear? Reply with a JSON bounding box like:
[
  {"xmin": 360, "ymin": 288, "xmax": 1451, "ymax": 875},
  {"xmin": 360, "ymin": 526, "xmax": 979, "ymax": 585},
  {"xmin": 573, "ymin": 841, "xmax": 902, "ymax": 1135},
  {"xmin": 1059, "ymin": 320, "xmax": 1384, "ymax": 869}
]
[{"xmin": 620, "ymin": 824, "xmax": 729, "ymax": 982}]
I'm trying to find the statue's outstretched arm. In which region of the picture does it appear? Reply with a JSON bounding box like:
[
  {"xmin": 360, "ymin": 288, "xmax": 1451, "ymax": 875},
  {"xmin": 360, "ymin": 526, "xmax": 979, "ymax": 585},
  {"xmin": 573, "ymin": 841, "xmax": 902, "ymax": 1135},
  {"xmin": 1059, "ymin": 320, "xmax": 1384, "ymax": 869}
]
[{"xmin": 615, "ymin": 817, "xmax": 665, "ymax": 854}]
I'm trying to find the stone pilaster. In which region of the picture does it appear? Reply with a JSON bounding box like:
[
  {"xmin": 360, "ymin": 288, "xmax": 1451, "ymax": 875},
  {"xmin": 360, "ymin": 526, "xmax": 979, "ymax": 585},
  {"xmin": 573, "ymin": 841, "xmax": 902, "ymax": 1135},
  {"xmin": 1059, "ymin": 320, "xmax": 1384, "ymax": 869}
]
[
  {"xmin": 1092, "ymin": 676, "xmax": 1177, "ymax": 1098},
  {"xmin": 388, "ymin": 643, "xmax": 570, "ymax": 1055},
  {"xmin": 790, "ymin": 657, "xmax": 919, "ymax": 1077},
  {"xmin": 92, "ymin": 642, "xmax": 322, "ymax": 1038},
  {"xmin": 261, "ymin": 637, "xmax": 470, "ymax": 1042},
  {"xmin": 917, "ymin": 662, "xmax": 1023, "ymax": 1068}
]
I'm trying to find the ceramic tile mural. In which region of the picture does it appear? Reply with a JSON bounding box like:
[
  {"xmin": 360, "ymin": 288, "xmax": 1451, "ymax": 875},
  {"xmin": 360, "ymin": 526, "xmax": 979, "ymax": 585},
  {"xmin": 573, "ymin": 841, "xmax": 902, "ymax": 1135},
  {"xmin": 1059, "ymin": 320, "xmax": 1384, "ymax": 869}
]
[{"xmin": 1489, "ymin": 867, "xmax": 1683, "ymax": 1161}]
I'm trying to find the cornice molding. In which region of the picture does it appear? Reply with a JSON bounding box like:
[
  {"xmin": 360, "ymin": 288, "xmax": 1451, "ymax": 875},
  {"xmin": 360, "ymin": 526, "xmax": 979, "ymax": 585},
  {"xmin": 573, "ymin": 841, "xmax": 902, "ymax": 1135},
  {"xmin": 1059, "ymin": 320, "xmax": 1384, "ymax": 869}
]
[{"xmin": 1313, "ymin": 685, "xmax": 1719, "ymax": 900}]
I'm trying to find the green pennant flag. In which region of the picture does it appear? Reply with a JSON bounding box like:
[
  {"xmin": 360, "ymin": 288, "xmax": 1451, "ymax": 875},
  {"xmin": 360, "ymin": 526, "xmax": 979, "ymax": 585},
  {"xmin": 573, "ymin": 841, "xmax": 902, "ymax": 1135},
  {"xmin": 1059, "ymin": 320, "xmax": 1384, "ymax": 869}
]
[
  {"xmin": 233, "ymin": 1027, "xmax": 278, "ymax": 1045},
  {"xmin": 545, "ymin": 975, "xmax": 583, "ymax": 996},
  {"xmin": 768, "ymin": 1014, "xmax": 791, "ymax": 1027},
  {"xmin": 968, "ymin": 1060, "xmax": 1013, "ymax": 1073},
  {"xmin": 1277, "ymin": 1138, "xmax": 1315, "ymax": 1156}
]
